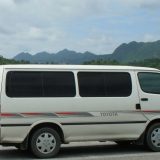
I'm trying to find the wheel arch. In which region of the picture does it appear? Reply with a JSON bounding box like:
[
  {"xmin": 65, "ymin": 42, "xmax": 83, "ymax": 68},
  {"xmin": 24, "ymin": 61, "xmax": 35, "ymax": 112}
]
[
  {"xmin": 138, "ymin": 118, "xmax": 160, "ymax": 145},
  {"xmin": 29, "ymin": 122, "xmax": 64, "ymax": 141},
  {"xmin": 21, "ymin": 121, "xmax": 65, "ymax": 149},
  {"xmin": 145, "ymin": 118, "xmax": 160, "ymax": 133}
]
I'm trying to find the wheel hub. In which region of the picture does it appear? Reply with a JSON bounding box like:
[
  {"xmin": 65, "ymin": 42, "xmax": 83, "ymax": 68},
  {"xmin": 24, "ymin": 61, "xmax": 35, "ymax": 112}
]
[
  {"xmin": 151, "ymin": 128, "xmax": 160, "ymax": 147},
  {"xmin": 157, "ymin": 134, "xmax": 160, "ymax": 140},
  {"xmin": 36, "ymin": 132, "xmax": 56, "ymax": 154}
]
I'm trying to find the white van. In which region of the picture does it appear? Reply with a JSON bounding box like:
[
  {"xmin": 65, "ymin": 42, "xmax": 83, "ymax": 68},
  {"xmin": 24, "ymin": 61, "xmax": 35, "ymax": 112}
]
[{"xmin": 0, "ymin": 65, "xmax": 160, "ymax": 158}]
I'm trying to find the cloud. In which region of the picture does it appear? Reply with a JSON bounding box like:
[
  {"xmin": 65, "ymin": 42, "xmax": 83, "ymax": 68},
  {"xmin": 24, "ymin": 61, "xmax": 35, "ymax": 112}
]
[
  {"xmin": 13, "ymin": 0, "xmax": 30, "ymax": 4},
  {"xmin": 75, "ymin": 30, "xmax": 117, "ymax": 54},
  {"xmin": 0, "ymin": 0, "xmax": 160, "ymax": 57},
  {"xmin": 0, "ymin": 0, "xmax": 15, "ymax": 7},
  {"xmin": 143, "ymin": 34, "xmax": 159, "ymax": 42},
  {"xmin": 118, "ymin": 0, "xmax": 160, "ymax": 10},
  {"xmin": 0, "ymin": 26, "xmax": 13, "ymax": 35}
]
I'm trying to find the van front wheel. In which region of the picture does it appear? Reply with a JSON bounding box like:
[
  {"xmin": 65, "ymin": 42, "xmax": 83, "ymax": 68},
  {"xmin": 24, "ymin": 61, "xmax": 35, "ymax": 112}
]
[
  {"xmin": 146, "ymin": 123, "xmax": 160, "ymax": 151},
  {"xmin": 30, "ymin": 127, "xmax": 61, "ymax": 158}
]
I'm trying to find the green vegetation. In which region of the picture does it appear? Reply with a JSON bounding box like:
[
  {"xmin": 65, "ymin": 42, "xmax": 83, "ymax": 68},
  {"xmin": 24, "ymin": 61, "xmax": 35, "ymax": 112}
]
[
  {"xmin": 0, "ymin": 55, "xmax": 29, "ymax": 65},
  {"xmin": 84, "ymin": 58, "xmax": 160, "ymax": 69},
  {"xmin": 84, "ymin": 59, "xmax": 120, "ymax": 65},
  {"xmin": 128, "ymin": 58, "xmax": 160, "ymax": 69}
]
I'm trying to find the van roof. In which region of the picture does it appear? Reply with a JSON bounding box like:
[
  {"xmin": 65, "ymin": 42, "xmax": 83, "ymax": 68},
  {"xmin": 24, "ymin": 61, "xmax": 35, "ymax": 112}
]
[{"xmin": 1, "ymin": 64, "xmax": 159, "ymax": 71}]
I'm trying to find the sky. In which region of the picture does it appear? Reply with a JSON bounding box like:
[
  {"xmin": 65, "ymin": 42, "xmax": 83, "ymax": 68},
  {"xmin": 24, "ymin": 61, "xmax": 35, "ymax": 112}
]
[{"xmin": 0, "ymin": 0, "xmax": 160, "ymax": 58}]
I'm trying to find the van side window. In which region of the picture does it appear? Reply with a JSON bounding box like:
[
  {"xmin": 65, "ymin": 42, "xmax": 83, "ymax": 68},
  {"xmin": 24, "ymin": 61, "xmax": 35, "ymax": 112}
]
[
  {"xmin": 6, "ymin": 72, "xmax": 42, "ymax": 97},
  {"xmin": 6, "ymin": 71, "xmax": 76, "ymax": 97},
  {"xmin": 138, "ymin": 72, "xmax": 160, "ymax": 94},
  {"xmin": 78, "ymin": 72, "xmax": 132, "ymax": 97},
  {"xmin": 43, "ymin": 72, "xmax": 75, "ymax": 97}
]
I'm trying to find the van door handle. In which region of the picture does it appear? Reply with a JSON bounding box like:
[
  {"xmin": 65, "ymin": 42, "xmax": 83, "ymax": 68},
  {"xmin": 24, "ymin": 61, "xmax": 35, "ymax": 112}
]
[
  {"xmin": 141, "ymin": 98, "xmax": 148, "ymax": 101},
  {"xmin": 136, "ymin": 104, "xmax": 141, "ymax": 110}
]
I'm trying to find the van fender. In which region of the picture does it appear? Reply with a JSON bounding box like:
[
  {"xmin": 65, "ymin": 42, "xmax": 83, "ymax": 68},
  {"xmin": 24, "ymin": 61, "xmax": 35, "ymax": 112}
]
[
  {"xmin": 137, "ymin": 117, "xmax": 160, "ymax": 145},
  {"xmin": 21, "ymin": 119, "xmax": 64, "ymax": 149},
  {"xmin": 145, "ymin": 116, "xmax": 160, "ymax": 129},
  {"xmin": 28, "ymin": 119, "xmax": 63, "ymax": 131}
]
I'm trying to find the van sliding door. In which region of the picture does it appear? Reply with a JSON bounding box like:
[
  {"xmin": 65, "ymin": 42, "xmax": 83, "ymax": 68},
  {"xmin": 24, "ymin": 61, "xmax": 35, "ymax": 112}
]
[
  {"xmin": 72, "ymin": 71, "xmax": 147, "ymax": 140},
  {"xmin": 137, "ymin": 72, "xmax": 160, "ymax": 120}
]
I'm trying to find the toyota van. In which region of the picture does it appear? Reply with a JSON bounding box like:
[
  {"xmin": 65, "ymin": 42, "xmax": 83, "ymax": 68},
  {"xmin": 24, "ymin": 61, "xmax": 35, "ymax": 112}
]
[{"xmin": 0, "ymin": 65, "xmax": 160, "ymax": 158}]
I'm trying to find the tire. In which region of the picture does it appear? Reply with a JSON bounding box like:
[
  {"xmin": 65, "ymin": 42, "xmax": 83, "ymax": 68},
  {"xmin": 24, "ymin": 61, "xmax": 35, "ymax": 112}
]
[
  {"xmin": 30, "ymin": 127, "xmax": 61, "ymax": 158},
  {"xmin": 146, "ymin": 123, "xmax": 160, "ymax": 152}
]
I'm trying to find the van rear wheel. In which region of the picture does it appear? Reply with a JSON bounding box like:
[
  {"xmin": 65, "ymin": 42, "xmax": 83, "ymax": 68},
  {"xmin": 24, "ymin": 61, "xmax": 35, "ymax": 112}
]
[
  {"xmin": 146, "ymin": 123, "xmax": 160, "ymax": 151},
  {"xmin": 30, "ymin": 127, "xmax": 61, "ymax": 158}
]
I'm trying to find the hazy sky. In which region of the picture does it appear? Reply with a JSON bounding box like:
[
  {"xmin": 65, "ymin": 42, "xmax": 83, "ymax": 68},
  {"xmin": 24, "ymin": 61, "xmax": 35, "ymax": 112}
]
[{"xmin": 0, "ymin": 0, "xmax": 160, "ymax": 58}]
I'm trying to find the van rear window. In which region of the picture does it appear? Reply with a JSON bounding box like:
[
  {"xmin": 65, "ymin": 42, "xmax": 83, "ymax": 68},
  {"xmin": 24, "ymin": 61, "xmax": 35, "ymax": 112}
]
[
  {"xmin": 78, "ymin": 72, "xmax": 132, "ymax": 97},
  {"xmin": 6, "ymin": 71, "xmax": 76, "ymax": 97}
]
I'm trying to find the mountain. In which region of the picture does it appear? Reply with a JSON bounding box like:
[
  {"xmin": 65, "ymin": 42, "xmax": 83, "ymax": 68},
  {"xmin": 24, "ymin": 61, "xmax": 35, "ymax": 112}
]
[
  {"xmin": 112, "ymin": 40, "xmax": 160, "ymax": 62},
  {"xmin": 13, "ymin": 40, "xmax": 160, "ymax": 64},
  {"xmin": 14, "ymin": 52, "xmax": 32, "ymax": 62},
  {"xmin": 14, "ymin": 49, "xmax": 111, "ymax": 64}
]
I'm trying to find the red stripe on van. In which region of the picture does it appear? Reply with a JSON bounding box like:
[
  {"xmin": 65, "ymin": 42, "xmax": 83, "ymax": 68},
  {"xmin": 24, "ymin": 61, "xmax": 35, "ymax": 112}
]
[{"xmin": 0, "ymin": 113, "xmax": 18, "ymax": 117}]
